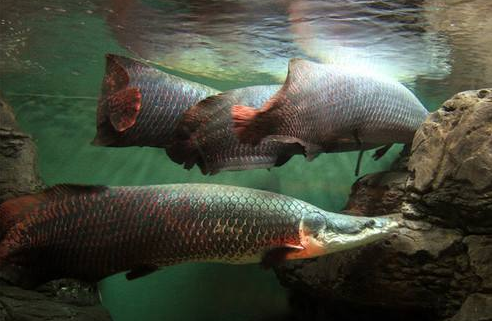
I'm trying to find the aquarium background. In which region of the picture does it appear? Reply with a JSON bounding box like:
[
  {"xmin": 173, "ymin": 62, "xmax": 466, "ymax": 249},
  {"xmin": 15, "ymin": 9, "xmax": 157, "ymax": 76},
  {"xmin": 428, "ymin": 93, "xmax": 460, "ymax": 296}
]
[{"xmin": 1, "ymin": 0, "xmax": 491, "ymax": 320}]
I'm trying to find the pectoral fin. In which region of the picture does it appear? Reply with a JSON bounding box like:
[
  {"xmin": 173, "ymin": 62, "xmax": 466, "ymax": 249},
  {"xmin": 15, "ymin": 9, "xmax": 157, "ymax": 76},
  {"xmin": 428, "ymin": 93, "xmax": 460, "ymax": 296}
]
[
  {"xmin": 125, "ymin": 264, "xmax": 159, "ymax": 280},
  {"xmin": 372, "ymin": 144, "xmax": 393, "ymax": 160},
  {"xmin": 260, "ymin": 244, "xmax": 304, "ymax": 269},
  {"xmin": 353, "ymin": 130, "xmax": 363, "ymax": 176}
]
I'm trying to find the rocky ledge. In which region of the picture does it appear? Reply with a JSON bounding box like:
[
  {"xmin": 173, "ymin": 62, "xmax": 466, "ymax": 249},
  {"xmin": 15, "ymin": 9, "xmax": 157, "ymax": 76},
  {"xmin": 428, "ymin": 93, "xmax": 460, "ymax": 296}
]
[
  {"xmin": 275, "ymin": 89, "xmax": 492, "ymax": 321},
  {"xmin": 0, "ymin": 96, "xmax": 112, "ymax": 321}
]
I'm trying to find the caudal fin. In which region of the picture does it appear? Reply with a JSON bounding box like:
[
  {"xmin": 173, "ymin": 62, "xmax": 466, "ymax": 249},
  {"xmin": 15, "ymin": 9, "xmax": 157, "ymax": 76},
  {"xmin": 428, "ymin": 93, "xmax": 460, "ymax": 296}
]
[
  {"xmin": 0, "ymin": 194, "xmax": 44, "ymax": 238},
  {"xmin": 92, "ymin": 54, "xmax": 143, "ymax": 145},
  {"xmin": 231, "ymin": 105, "xmax": 273, "ymax": 145}
]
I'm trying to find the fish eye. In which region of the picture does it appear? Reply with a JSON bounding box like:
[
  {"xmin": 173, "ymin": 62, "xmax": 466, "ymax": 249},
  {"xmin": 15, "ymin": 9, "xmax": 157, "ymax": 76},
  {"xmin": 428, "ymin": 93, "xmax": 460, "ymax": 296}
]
[
  {"xmin": 364, "ymin": 219, "xmax": 376, "ymax": 228},
  {"xmin": 303, "ymin": 213, "xmax": 326, "ymax": 234}
]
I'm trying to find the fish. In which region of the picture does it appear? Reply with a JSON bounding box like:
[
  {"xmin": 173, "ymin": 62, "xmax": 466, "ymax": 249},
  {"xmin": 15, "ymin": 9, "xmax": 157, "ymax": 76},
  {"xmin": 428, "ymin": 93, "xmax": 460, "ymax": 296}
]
[
  {"xmin": 167, "ymin": 85, "xmax": 304, "ymax": 174},
  {"xmin": 92, "ymin": 54, "xmax": 219, "ymax": 147},
  {"xmin": 232, "ymin": 59, "xmax": 429, "ymax": 173},
  {"xmin": 0, "ymin": 184, "xmax": 397, "ymax": 283}
]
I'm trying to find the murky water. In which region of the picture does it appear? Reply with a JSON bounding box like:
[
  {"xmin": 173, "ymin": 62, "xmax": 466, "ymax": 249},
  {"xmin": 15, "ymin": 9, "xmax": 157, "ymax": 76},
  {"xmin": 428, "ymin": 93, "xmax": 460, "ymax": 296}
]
[{"xmin": 1, "ymin": 1, "xmax": 491, "ymax": 320}]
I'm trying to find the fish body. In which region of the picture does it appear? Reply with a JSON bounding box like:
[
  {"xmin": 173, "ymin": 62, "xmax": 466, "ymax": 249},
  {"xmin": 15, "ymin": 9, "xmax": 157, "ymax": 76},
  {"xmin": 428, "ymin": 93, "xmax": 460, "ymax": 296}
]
[
  {"xmin": 93, "ymin": 54, "xmax": 218, "ymax": 147},
  {"xmin": 0, "ymin": 184, "xmax": 396, "ymax": 283},
  {"xmin": 168, "ymin": 85, "xmax": 304, "ymax": 174},
  {"xmin": 232, "ymin": 59, "xmax": 429, "ymax": 158}
]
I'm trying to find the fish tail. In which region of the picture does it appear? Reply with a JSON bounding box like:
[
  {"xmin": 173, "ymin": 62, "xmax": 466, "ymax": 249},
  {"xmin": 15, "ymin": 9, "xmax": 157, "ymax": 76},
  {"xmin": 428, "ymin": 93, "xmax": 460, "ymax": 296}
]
[
  {"xmin": 165, "ymin": 138, "xmax": 202, "ymax": 172},
  {"xmin": 0, "ymin": 193, "xmax": 45, "ymax": 263},
  {"xmin": 231, "ymin": 105, "xmax": 273, "ymax": 145},
  {"xmin": 0, "ymin": 185, "xmax": 107, "ymax": 264},
  {"xmin": 92, "ymin": 54, "xmax": 142, "ymax": 146},
  {"xmin": 168, "ymin": 94, "xmax": 228, "ymax": 174}
]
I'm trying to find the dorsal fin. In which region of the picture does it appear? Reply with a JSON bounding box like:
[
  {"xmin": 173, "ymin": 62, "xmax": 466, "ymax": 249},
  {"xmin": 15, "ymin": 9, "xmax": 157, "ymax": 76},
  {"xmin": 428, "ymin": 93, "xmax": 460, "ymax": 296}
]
[
  {"xmin": 260, "ymin": 58, "xmax": 316, "ymax": 114},
  {"xmin": 285, "ymin": 58, "xmax": 314, "ymax": 84},
  {"xmin": 176, "ymin": 92, "xmax": 229, "ymax": 140},
  {"xmin": 43, "ymin": 184, "xmax": 108, "ymax": 197},
  {"xmin": 168, "ymin": 92, "xmax": 230, "ymax": 172}
]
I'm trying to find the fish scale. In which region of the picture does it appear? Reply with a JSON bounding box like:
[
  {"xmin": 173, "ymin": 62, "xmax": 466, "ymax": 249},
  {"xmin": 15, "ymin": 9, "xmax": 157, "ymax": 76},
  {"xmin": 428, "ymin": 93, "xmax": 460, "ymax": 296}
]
[
  {"xmin": 0, "ymin": 184, "xmax": 317, "ymax": 282},
  {"xmin": 94, "ymin": 54, "xmax": 218, "ymax": 147},
  {"xmin": 232, "ymin": 58, "xmax": 429, "ymax": 158},
  {"xmin": 94, "ymin": 55, "xmax": 307, "ymax": 174},
  {"xmin": 168, "ymin": 85, "xmax": 305, "ymax": 174}
]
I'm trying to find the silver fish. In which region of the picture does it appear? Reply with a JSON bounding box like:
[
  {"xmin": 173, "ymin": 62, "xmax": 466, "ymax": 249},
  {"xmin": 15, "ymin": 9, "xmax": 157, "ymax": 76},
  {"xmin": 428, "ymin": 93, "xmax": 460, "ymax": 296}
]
[
  {"xmin": 232, "ymin": 58, "xmax": 429, "ymax": 162},
  {"xmin": 168, "ymin": 85, "xmax": 304, "ymax": 174},
  {"xmin": 92, "ymin": 54, "xmax": 218, "ymax": 147}
]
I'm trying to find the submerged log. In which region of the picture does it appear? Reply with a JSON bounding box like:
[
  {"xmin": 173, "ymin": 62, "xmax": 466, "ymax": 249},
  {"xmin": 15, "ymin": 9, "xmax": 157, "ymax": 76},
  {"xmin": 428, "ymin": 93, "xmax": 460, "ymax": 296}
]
[
  {"xmin": 0, "ymin": 95, "xmax": 112, "ymax": 321},
  {"xmin": 275, "ymin": 89, "xmax": 492, "ymax": 321}
]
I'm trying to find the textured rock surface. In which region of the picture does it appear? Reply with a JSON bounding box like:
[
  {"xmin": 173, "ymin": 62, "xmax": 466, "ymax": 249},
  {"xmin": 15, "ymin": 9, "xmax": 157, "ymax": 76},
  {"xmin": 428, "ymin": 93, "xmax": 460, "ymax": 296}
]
[
  {"xmin": 0, "ymin": 96, "xmax": 112, "ymax": 321},
  {"xmin": 276, "ymin": 89, "xmax": 492, "ymax": 321},
  {"xmin": 409, "ymin": 89, "xmax": 492, "ymax": 232},
  {"xmin": 0, "ymin": 96, "xmax": 43, "ymax": 203}
]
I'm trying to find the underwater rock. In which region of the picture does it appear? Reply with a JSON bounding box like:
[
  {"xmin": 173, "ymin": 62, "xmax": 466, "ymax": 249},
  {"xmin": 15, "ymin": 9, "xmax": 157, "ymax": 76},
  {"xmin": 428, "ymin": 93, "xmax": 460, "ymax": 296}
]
[
  {"xmin": 449, "ymin": 293, "xmax": 492, "ymax": 321},
  {"xmin": 275, "ymin": 88, "xmax": 492, "ymax": 321},
  {"xmin": 0, "ymin": 96, "xmax": 43, "ymax": 203},
  {"xmin": 0, "ymin": 96, "xmax": 112, "ymax": 321},
  {"xmin": 408, "ymin": 89, "xmax": 492, "ymax": 232},
  {"xmin": 344, "ymin": 170, "xmax": 408, "ymax": 216},
  {"xmin": 0, "ymin": 283, "xmax": 110, "ymax": 321}
]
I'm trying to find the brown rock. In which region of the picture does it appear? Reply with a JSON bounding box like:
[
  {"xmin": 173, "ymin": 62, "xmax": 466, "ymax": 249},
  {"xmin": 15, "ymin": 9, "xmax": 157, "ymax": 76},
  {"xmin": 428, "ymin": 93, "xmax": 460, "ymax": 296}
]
[
  {"xmin": 0, "ymin": 285, "xmax": 110, "ymax": 321},
  {"xmin": 464, "ymin": 235, "xmax": 492, "ymax": 290},
  {"xmin": 449, "ymin": 293, "xmax": 492, "ymax": 321},
  {"xmin": 408, "ymin": 89, "xmax": 492, "ymax": 232},
  {"xmin": 0, "ymin": 96, "xmax": 112, "ymax": 321},
  {"xmin": 276, "ymin": 89, "xmax": 492, "ymax": 321},
  {"xmin": 410, "ymin": 89, "xmax": 492, "ymax": 192},
  {"xmin": 0, "ymin": 96, "xmax": 43, "ymax": 202},
  {"xmin": 344, "ymin": 171, "xmax": 408, "ymax": 216}
]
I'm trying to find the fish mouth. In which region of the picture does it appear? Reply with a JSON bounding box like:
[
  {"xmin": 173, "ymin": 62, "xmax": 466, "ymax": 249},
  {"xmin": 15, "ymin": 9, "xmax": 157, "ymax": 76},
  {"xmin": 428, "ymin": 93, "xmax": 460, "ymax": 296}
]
[
  {"xmin": 321, "ymin": 215, "xmax": 398, "ymax": 253},
  {"xmin": 301, "ymin": 213, "xmax": 399, "ymax": 256}
]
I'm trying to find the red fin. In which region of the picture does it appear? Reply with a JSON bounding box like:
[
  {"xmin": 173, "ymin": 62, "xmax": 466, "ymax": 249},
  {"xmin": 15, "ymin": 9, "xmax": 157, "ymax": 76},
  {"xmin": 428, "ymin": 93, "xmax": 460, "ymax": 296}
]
[
  {"xmin": 168, "ymin": 93, "xmax": 229, "ymax": 173},
  {"xmin": 260, "ymin": 246, "xmax": 303, "ymax": 269},
  {"xmin": 106, "ymin": 88, "xmax": 142, "ymax": 132},
  {"xmin": 0, "ymin": 194, "xmax": 46, "ymax": 237},
  {"xmin": 231, "ymin": 105, "xmax": 272, "ymax": 145},
  {"xmin": 0, "ymin": 185, "xmax": 108, "ymax": 234},
  {"xmin": 101, "ymin": 54, "xmax": 130, "ymax": 96},
  {"xmin": 94, "ymin": 54, "xmax": 141, "ymax": 145}
]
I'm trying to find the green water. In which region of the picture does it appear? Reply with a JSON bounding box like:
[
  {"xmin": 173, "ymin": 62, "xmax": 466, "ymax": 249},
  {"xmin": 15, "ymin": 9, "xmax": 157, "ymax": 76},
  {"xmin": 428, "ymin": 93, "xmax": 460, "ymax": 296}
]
[{"xmin": 0, "ymin": 0, "xmax": 477, "ymax": 320}]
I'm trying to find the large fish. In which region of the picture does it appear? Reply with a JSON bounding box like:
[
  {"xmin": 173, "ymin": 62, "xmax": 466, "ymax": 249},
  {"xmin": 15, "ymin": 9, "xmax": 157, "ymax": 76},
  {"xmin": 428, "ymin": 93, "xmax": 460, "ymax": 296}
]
[
  {"xmin": 0, "ymin": 184, "xmax": 396, "ymax": 283},
  {"xmin": 168, "ymin": 85, "xmax": 304, "ymax": 174},
  {"xmin": 232, "ymin": 59, "xmax": 429, "ymax": 171},
  {"xmin": 92, "ymin": 54, "xmax": 218, "ymax": 147}
]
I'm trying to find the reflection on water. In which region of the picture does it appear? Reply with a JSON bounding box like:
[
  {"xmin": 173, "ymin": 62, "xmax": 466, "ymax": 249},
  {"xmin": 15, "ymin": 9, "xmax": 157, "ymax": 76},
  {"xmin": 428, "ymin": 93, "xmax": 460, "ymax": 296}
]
[{"xmin": 1, "ymin": 0, "xmax": 491, "ymax": 97}]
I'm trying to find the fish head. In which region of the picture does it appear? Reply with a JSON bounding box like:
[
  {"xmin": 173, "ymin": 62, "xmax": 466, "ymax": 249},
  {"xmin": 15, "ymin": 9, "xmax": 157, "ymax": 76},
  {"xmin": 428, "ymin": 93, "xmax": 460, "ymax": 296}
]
[{"xmin": 289, "ymin": 211, "xmax": 398, "ymax": 259}]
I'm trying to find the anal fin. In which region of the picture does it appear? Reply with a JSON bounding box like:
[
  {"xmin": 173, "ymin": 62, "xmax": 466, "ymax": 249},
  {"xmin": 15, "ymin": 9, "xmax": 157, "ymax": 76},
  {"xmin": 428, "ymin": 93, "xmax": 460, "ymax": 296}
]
[
  {"xmin": 125, "ymin": 264, "xmax": 159, "ymax": 281},
  {"xmin": 372, "ymin": 144, "xmax": 393, "ymax": 160}
]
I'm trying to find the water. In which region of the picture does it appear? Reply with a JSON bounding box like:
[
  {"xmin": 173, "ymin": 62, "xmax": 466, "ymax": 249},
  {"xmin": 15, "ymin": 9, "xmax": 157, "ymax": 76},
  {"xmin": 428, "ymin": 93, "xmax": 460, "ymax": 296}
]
[{"xmin": 0, "ymin": 1, "xmax": 491, "ymax": 320}]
